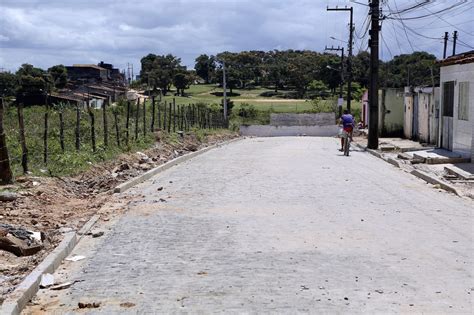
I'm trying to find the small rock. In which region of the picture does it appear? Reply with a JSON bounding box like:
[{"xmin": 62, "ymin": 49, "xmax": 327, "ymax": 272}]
[
  {"xmin": 0, "ymin": 192, "xmax": 18, "ymax": 202},
  {"xmin": 157, "ymin": 187, "xmax": 164, "ymax": 191},
  {"xmin": 78, "ymin": 301, "xmax": 101, "ymax": 309},
  {"xmin": 31, "ymin": 219, "xmax": 39, "ymax": 225},
  {"xmin": 375, "ymin": 289, "xmax": 384, "ymax": 294},
  {"xmin": 92, "ymin": 231, "xmax": 104, "ymax": 238}
]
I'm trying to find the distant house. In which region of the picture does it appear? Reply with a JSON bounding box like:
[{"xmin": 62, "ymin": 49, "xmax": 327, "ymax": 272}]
[
  {"xmin": 66, "ymin": 64, "xmax": 108, "ymax": 82},
  {"xmin": 438, "ymin": 50, "xmax": 474, "ymax": 160}
]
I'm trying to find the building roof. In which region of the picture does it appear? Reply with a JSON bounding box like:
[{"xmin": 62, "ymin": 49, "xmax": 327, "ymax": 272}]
[
  {"xmin": 70, "ymin": 64, "xmax": 107, "ymax": 71},
  {"xmin": 439, "ymin": 50, "xmax": 474, "ymax": 66}
]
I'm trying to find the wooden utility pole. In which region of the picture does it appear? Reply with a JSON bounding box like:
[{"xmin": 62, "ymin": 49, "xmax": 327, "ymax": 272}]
[
  {"xmin": 0, "ymin": 98, "xmax": 13, "ymax": 184},
  {"xmin": 327, "ymin": 5, "xmax": 353, "ymax": 112},
  {"xmin": 368, "ymin": 0, "xmax": 380, "ymax": 149}
]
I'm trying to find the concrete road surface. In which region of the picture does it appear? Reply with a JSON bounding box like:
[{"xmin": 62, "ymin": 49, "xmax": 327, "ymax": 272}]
[{"xmin": 25, "ymin": 137, "xmax": 473, "ymax": 314}]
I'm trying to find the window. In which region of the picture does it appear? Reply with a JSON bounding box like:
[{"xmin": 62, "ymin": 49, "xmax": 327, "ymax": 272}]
[
  {"xmin": 458, "ymin": 82, "xmax": 469, "ymax": 121},
  {"xmin": 443, "ymin": 81, "xmax": 455, "ymax": 117}
]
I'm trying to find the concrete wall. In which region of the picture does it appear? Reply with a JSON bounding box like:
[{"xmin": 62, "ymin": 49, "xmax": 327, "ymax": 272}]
[
  {"xmin": 440, "ymin": 62, "xmax": 474, "ymax": 158},
  {"xmin": 240, "ymin": 125, "xmax": 339, "ymax": 137},
  {"xmin": 379, "ymin": 88, "xmax": 404, "ymax": 136},
  {"xmin": 404, "ymin": 87, "xmax": 413, "ymax": 139},
  {"xmin": 270, "ymin": 113, "xmax": 335, "ymax": 126}
]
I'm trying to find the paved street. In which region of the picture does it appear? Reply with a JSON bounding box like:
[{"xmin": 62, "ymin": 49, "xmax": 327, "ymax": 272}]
[{"xmin": 26, "ymin": 137, "xmax": 473, "ymax": 314}]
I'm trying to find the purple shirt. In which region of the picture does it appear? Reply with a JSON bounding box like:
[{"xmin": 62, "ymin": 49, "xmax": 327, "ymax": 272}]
[{"xmin": 341, "ymin": 114, "xmax": 354, "ymax": 128}]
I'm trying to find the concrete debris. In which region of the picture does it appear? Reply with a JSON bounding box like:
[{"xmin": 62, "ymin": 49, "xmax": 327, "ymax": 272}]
[
  {"xmin": 0, "ymin": 224, "xmax": 45, "ymax": 256},
  {"xmin": 39, "ymin": 273, "xmax": 55, "ymax": 288},
  {"xmin": 50, "ymin": 280, "xmax": 82, "ymax": 291},
  {"xmin": 66, "ymin": 255, "xmax": 86, "ymax": 262}
]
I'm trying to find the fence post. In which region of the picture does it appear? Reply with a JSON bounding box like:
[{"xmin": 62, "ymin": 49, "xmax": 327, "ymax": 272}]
[
  {"xmin": 17, "ymin": 103, "xmax": 28, "ymax": 174},
  {"xmin": 59, "ymin": 109, "xmax": 65, "ymax": 152},
  {"xmin": 163, "ymin": 101, "xmax": 167, "ymax": 131},
  {"xmin": 168, "ymin": 102, "xmax": 172, "ymax": 133},
  {"xmin": 43, "ymin": 95, "xmax": 49, "ymax": 164},
  {"xmin": 135, "ymin": 98, "xmax": 140, "ymax": 140},
  {"xmin": 143, "ymin": 97, "xmax": 146, "ymax": 137},
  {"xmin": 114, "ymin": 110, "xmax": 121, "ymax": 147},
  {"xmin": 126, "ymin": 100, "xmax": 130, "ymax": 146},
  {"xmin": 103, "ymin": 98, "xmax": 109, "ymax": 147},
  {"xmin": 87, "ymin": 101, "xmax": 96, "ymax": 153},
  {"xmin": 173, "ymin": 98, "xmax": 176, "ymax": 133},
  {"xmin": 0, "ymin": 98, "xmax": 13, "ymax": 184},
  {"xmin": 75, "ymin": 102, "xmax": 81, "ymax": 151},
  {"xmin": 151, "ymin": 95, "xmax": 155, "ymax": 132},
  {"xmin": 157, "ymin": 100, "xmax": 162, "ymax": 129}
]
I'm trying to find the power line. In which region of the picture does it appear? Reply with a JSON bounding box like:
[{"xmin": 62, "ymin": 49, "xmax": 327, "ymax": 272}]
[
  {"xmin": 385, "ymin": 1, "xmax": 467, "ymax": 21},
  {"xmin": 420, "ymin": 2, "xmax": 474, "ymax": 37},
  {"xmin": 389, "ymin": 1, "xmax": 415, "ymax": 52}
]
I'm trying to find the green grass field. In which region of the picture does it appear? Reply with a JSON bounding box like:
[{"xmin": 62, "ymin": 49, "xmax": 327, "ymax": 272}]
[{"xmin": 159, "ymin": 84, "xmax": 360, "ymax": 114}]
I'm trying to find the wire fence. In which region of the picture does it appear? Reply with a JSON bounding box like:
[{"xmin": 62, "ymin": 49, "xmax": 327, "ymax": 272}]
[{"xmin": 0, "ymin": 97, "xmax": 227, "ymax": 178}]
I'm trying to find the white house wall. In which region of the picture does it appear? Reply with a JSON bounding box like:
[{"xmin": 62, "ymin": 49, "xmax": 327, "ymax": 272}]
[{"xmin": 440, "ymin": 63, "xmax": 474, "ymax": 158}]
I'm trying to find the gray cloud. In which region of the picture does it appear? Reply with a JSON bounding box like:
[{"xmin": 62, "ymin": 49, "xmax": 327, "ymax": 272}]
[{"xmin": 0, "ymin": 0, "xmax": 472, "ymax": 73}]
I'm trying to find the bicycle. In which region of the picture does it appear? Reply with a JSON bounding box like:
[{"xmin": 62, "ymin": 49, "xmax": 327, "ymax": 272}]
[{"xmin": 340, "ymin": 129, "xmax": 351, "ymax": 156}]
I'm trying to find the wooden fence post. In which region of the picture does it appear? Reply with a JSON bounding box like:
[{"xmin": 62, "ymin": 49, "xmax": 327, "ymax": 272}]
[
  {"xmin": 163, "ymin": 101, "xmax": 167, "ymax": 131},
  {"xmin": 142, "ymin": 97, "xmax": 146, "ymax": 137},
  {"xmin": 135, "ymin": 98, "xmax": 140, "ymax": 140},
  {"xmin": 157, "ymin": 100, "xmax": 162, "ymax": 129},
  {"xmin": 17, "ymin": 103, "xmax": 28, "ymax": 174},
  {"xmin": 103, "ymin": 98, "xmax": 109, "ymax": 147},
  {"xmin": 43, "ymin": 95, "xmax": 49, "ymax": 164},
  {"xmin": 173, "ymin": 98, "xmax": 176, "ymax": 133},
  {"xmin": 0, "ymin": 98, "xmax": 13, "ymax": 184},
  {"xmin": 114, "ymin": 110, "xmax": 121, "ymax": 147},
  {"xmin": 75, "ymin": 102, "xmax": 81, "ymax": 151},
  {"xmin": 126, "ymin": 100, "xmax": 130, "ymax": 146},
  {"xmin": 87, "ymin": 100, "xmax": 96, "ymax": 153},
  {"xmin": 59, "ymin": 109, "xmax": 65, "ymax": 152},
  {"xmin": 168, "ymin": 102, "xmax": 172, "ymax": 133},
  {"xmin": 151, "ymin": 95, "xmax": 155, "ymax": 132}
]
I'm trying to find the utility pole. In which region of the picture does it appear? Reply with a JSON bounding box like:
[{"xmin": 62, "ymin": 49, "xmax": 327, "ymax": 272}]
[
  {"xmin": 222, "ymin": 61, "xmax": 228, "ymax": 126},
  {"xmin": 443, "ymin": 32, "xmax": 449, "ymax": 59},
  {"xmin": 368, "ymin": 0, "xmax": 380, "ymax": 150},
  {"xmin": 452, "ymin": 30, "xmax": 458, "ymax": 56},
  {"xmin": 325, "ymin": 45, "xmax": 344, "ymax": 117},
  {"xmin": 327, "ymin": 5, "xmax": 353, "ymax": 112}
]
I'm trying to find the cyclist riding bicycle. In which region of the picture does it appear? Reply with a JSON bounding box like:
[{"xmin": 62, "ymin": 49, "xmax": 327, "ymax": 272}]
[{"xmin": 339, "ymin": 109, "xmax": 354, "ymax": 152}]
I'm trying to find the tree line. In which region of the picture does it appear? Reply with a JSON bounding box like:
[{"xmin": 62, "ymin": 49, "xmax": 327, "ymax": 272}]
[{"xmin": 139, "ymin": 50, "xmax": 440, "ymax": 100}]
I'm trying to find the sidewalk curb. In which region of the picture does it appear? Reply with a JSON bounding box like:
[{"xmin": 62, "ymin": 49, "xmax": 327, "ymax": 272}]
[
  {"xmin": 354, "ymin": 142, "xmax": 461, "ymax": 196},
  {"xmin": 410, "ymin": 169, "xmax": 460, "ymax": 196},
  {"xmin": 114, "ymin": 137, "xmax": 242, "ymax": 193},
  {"xmin": 0, "ymin": 215, "xmax": 100, "ymax": 315}
]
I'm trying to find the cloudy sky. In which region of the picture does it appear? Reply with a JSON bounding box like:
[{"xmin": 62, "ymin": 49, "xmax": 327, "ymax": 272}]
[{"xmin": 0, "ymin": 0, "xmax": 473, "ymax": 75}]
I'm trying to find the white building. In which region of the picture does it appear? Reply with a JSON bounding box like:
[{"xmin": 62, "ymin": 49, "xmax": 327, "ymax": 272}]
[{"xmin": 439, "ymin": 51, "xmax": 474, "ymax": 161}]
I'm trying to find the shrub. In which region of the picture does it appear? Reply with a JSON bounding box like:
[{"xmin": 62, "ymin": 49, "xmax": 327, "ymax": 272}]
[{"xmin": 238, "ymin": 103, "xmax": 257, "ymax": 119}]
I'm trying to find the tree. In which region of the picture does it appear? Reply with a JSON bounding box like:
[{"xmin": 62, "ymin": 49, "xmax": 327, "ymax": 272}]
[
  {"xmin": 380, "ymin": 51, "xmax": 438, "ymax": 88},
  {"xmin": 194, "ymin": 54, "xmax": 216, "ymax": 84},
  {"xmin": 173, "ymin": 72, "xmax": 192, "ymax": 96},
  {"xmin": 0, "ymin": 72, "xmax": 17, "ymax": 97},
  {"xmin": 352, "ymin": 51, "xmax": 370, "ymax": 88},
  {"xmin": 15, "ymin": 64, "xmax": 48, "ymax": 103},
  {"xmin": 140, "ymin": 54, "xmax": 182, "ymax": 95},
  {"xmin": 47, "ymin": 65, "xmax": 68, "ymax": 89}
]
